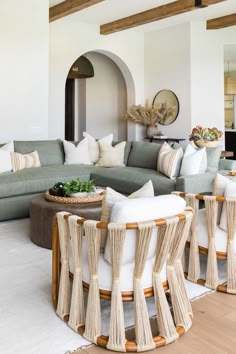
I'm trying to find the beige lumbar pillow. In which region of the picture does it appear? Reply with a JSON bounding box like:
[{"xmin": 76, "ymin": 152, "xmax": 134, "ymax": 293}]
[
  {"xmin": 157, "ymin": 142, "xmax": 183, "ymax": 179},
  {"xmin": 11, "ymin": 150, "xmax": 41, "ymax": 172},
  {"xmin": 83, "ymin": 132, "xmax": 113, "ymax": 163},
  {"xmin": 99, "ymin": 180, "xmax": 155, "ymax": 251},
  {"xmin": 96, "ymin": 141, "xmax": 126, "ymax": 167}
]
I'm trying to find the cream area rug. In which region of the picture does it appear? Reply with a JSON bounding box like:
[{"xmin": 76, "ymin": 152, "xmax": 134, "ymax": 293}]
[{"xmin": 0, "ymin": 218, "xmax": 220, "ymax": 354}]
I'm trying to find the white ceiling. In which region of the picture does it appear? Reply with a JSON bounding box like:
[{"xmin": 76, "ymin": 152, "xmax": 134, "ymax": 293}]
[
  {"xmin": 49, "ymin": 0, "xmax": 236, "ymax": 69},
  {"xmin": 49, "ymin": 0, "xmax": 236, "ymax": 33}
]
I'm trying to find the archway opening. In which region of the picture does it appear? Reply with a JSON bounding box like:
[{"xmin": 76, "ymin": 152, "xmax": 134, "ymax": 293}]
[{"xmin": 65, "ymin": 51, "xmax": 130, "ymax": 141}]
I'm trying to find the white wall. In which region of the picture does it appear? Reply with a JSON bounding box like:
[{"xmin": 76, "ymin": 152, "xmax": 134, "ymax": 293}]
[
  {"xmin": 144, "ymin": 23, "xmax": 191, "ymax": 140},
  {"xmin": 190, "ymin": 22, "xmax": 224, "ymax": 133},
  {"xmin": 85, "ymin": 52, "xmax": 127, "ymax": 141},
  {"xmin": 145, "ymin": 22, "xmax": 236, "ymax": 143},
  {"xmin": 49, "ymin": 20, "xmax": 144, "ymax": 141},
  {"xmin": 0, "ymin": 0, "xmax": 49, "ymax": 142}
]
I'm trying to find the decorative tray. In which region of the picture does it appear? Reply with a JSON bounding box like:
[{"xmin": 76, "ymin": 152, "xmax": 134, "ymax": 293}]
[{"xmin": 45, "ymin": 188, "xmax": 105, "ymax": 204}]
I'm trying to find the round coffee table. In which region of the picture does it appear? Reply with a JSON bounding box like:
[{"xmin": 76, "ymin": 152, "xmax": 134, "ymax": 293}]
[{"xmin": 30, "ymin": 194, "xmax": 102, "ymax": 249}]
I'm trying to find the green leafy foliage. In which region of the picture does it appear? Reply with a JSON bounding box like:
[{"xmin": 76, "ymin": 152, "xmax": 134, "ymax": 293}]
[{"xmin": 62, "ymin": 178, "xmax": 96, "ymax": 196}]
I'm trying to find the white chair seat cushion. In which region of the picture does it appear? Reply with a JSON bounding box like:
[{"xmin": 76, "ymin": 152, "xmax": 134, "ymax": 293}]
[
  {"xmin": 187, "ymin": 208, "xmax": 236, "ymax": 253},
  {"xmin": 69, "ymin": 238, "xmax": 167, "ymax": 291},
  {"xmin": 104, "ymin": 194, "xmax": 186, "ymax": 265}
]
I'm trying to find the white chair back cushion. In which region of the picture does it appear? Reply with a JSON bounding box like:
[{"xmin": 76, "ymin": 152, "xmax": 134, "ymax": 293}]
[{"xmin": 104, "ymin": 195, "xmax": 186, "ymax": 265}]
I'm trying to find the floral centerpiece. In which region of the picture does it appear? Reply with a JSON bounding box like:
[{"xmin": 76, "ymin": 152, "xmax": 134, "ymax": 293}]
[{"xmin": 189, "ymin": 125, "xmax": 223, "ymax": 148}]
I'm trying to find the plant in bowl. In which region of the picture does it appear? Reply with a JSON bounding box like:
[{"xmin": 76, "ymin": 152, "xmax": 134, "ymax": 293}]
[
  {"xmin": 63, "ymin": 178, "xmax": 96, "ymax": 197},
  {"xmin": 189, "ymin": 125, "xmax": 223, "ymax": 148}
]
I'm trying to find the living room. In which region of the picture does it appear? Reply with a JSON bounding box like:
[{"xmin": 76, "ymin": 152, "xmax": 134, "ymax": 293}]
[{"xmin": 1, "ymin": 1, "xmax": 236, "ymax": 354}]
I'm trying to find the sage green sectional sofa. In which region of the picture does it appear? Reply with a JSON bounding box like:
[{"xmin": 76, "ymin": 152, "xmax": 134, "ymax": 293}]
[{"xmin": 0, "ymin": 139, "xmax": 235, "ymax": 221}]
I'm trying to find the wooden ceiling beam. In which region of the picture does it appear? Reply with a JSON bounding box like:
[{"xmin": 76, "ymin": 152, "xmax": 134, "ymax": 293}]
[
  {"xmin": 50, "ymin": 0, "xmax": 105, "ymax": 22},
  {"xmin": 100, "ymin": 0, "xmax": 226, "ymax": 35},
  {"xmin": 207, "ymin": 13, "xmax": 236, "ymax": 29}
]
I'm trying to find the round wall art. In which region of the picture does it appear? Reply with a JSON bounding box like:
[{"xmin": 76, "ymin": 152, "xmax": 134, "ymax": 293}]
[{"xmin": 152, "ymin": 90, "xmax": 179, "ymax": 125}]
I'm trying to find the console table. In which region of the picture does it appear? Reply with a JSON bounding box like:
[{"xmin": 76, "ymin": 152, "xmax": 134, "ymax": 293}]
[{"xmin": 145, "ymin": 137, "xmax": 185, "ymax": 143}]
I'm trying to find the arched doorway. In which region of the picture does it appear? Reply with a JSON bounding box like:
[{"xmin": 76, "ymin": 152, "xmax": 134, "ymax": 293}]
[{"xmin": 65, "ymin": 51, "xmax": 128, "ymax": 141}]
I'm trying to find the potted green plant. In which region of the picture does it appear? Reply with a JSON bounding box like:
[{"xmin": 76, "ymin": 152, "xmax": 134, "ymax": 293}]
[
  {"xmin": 63, "ymin": 178, "xmax": 96, "ymax": 197},
  {"xmin": 189, "ymin": 125, "xmax": 223, "ymax": 147}
]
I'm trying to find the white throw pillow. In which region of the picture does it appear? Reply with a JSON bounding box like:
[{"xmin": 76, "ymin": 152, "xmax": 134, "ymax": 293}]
[
  {"xmin": 83, "ymin": 132, "xmax": 113, "ymax": 163},
  {"xmin": 63, "ymin": 138, "xmax": 92, "ymax": 165},
  {"xmin": 157, "ymin": 142, "xmax": 183, "ymax": 179},
  {"xmin": 0, "ymin": 141, "xmax": 14, "ymax": 173},
  {"xmin": 104, "ymin": 194, "xmax": 186, "ymax": 265},
  {"xmin": 180, "ymin": 143, "xmax": 207, "ymax": 176},
  {"xmin": 11, "ymin": 150, "xmax": 41, "ymax": 172},
  {"xmin": 96, "ymin": 141, "xmax": 126, "ymax": 167},
  {"xmin": 100, "ymin": 180, "xmax": 154, "ymax": 251},
  {"xmin": 219, "ymin": 181, "xmax": 236, "ymax": 231}
]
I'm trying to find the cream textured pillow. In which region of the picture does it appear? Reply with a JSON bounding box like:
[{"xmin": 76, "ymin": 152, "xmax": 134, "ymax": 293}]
[
  {"xmin": 96, "ymin": 141, "xmax": 126, "ymax": 167},
  {"xmin": 180, "ymin": 143, "xmax": 207, "ymax": 176},
  {"xmin": 83, "ymin": 132, "xmax": 113, "ymax": 163},
  {"xmin": 157, "ymin": 142, "xmax": 183, "ymax": 179},
  {"xmin": 63, "ymin": 138, "xmax": 92, "ymax": 165},
  {"xmin": 11, "ymin": 150, "xmax": 41, "ymax": 172},
  {"xmin": 0, "ymin": 141, "xmax": 14, "ymax": 173},
  {"xmin": 100, "ymin": 180, "xmax": 154, "ymax": 251}
]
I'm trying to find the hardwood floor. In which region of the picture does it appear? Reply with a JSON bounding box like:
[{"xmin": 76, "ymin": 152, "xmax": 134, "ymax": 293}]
[{"xmin": 75, "ymin": 292, "xmax": 236, "ymax": 354}]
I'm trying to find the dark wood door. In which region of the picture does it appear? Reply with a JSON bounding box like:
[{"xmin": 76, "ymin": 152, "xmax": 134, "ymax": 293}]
[{"xmin": 65, "ymin": 78, "xmax": 75, "ymax": 140}]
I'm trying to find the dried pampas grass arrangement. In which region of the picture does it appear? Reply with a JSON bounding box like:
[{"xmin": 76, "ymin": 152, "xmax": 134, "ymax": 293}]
[{"xmin": 124, "ymin": 100, "xmax": 162, "ymax": 126}]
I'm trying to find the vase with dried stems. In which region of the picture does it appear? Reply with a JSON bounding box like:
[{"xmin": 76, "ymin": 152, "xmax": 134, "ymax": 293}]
[{"xmin": 124, "ymin": 100, "xmax": 163, "ymax": 138}]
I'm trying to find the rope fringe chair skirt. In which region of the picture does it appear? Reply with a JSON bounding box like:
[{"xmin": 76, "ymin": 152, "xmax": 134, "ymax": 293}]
[
  {"xmin": 52, "ymin": 207, "xmax": 193, "ymax": 352},
  {"xmin": 172, "ymin": 191, "xmax": 236, "ymax": 294}
]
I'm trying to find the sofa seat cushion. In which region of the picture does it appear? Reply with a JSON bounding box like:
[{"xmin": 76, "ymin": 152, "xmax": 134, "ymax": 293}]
[
  {"xmin": 91, "ymin": 167, "xmax": 176, "ymax": 195},
  {"xmin": 14, "ymin": 140, "xmax": 65, "ymax": 167},
  {"xmin": 69, "ymin": 238, "xmax": 167, "ymax": 292},
  {"xmin": 0, "ymin": 165, "xmax": 97, "ymax": 198}
]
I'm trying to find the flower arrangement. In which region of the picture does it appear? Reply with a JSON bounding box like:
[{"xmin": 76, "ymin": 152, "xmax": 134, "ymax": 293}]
[
  {"xmin": 189, "ymin": 126, "xmax": 223, "ymax": 143},
  {"xmin": 124, "ymin": 100, "xmax": 162, "ymax": 127}
]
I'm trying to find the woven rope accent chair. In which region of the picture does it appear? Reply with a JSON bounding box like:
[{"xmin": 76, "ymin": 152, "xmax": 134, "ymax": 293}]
[
  {"xmin": 52, "ymin": 197, "xmax": 193, "ymax": 352},
  {"xmin": 173, "ymin": 191, "xmax": 236, "ymax": 294}
]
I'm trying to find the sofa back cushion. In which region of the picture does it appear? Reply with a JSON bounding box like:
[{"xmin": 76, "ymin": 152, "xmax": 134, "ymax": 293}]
[
  {"xmin": 206, "ymin": 146, "xmax": 222, "ymax": 173},
  {"xmin": 14, "ymin": 140, "xmax": 64, "ymax": 166},
  {"xmin": 127, "ymin": 141, "xmax": 162, "ymax": 170}
]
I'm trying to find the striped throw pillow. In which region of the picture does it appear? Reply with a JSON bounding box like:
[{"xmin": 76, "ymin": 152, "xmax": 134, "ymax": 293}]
[
  {"xmin": 157, "ymin": 142, "xmax": 183, "ymax": 179},
  {"xmin": 11, "ymin": 150, "xmax": 41, "ymax": 172}
]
